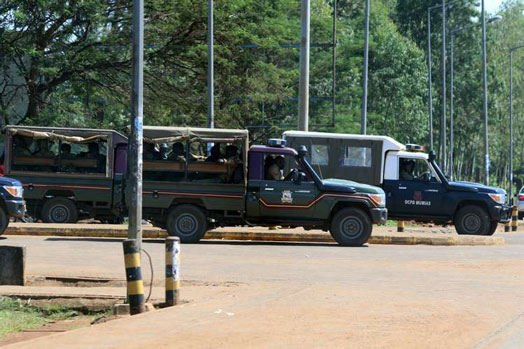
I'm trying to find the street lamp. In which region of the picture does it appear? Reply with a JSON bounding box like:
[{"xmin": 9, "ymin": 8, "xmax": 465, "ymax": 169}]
[
  {"xmin": 449, "ymin": 16, "xmax": 502, "ymax": 181},
  {"xmin": 427, "ymin": 0, "xmax": 460, "ymax": 156},
  {"xmin": 509, "ymin": 44, "xmax": 524, "ymax": 204}
]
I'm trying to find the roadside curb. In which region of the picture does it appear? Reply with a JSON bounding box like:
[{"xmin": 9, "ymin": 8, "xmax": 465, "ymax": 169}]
[{"xmin": 4, "ymin": 224, "xmax": 505, "ymax": 246}]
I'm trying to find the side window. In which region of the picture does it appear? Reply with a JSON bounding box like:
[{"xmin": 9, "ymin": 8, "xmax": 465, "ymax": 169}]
[
  {"xmin": 399, "ymin": 158, "xmax": 431, "ymax": 181},
  {"xmin": 340, "ymin": 146, "xmax": 372, "ymax": 168},
  {"xmin": 311, "ymin": 144, "xmax": 328, "ymax": 166},
  {"xmin": 265, "ymin": 154, "xmax": 308, "ymax": 182}
]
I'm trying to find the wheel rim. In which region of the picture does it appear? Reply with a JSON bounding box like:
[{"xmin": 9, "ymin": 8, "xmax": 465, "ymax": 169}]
[
  {"xmin": 462, "ymin": 213, "xmax": 481, "ymax": 234},
  {"xmin": 50, "ymin": 204, "xmax": 70, "ymax": 223},
  {"xmin": 339, "ymin": 216, "xmax": 363, "ymax": 239},
  {"xmin": 174, "ymin": 213, "xmax": 198, "ymax": 237}
]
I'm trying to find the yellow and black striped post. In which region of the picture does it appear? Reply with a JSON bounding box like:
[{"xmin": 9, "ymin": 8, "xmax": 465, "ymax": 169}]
[
  {"xmin": 505, "ymin": 221, "xmax": 511, "ymax": 232},
  {"xmin": 123, "ymin": 239, "xmax": 145, "ymax": 315},
  {"xmin": 397, "ymin": 221, "xmax": 405, "ymax": 233},
  {"xmin": 511, "ymin": 206, "xmax": 518, "ymax": 232},
  {"xmin": 165, "ymin": 237, "xmax": 181, "ymax": 307}
]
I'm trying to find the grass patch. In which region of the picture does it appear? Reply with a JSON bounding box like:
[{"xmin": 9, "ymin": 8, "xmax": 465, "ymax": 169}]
[{"xmin": 0, "ymin": 297, "xmax": 80, "ymax": 337}]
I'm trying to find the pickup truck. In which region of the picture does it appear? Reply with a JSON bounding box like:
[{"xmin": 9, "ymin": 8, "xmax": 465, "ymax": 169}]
[
  {"xmin": 3, "ymin": 126, "xmax": 128, "ymax": 223},
  {"xmin": 0, "ymin": 176, "xmax": 26, "ymax": 235},
  {"xmin": 283, "ymin": 131, "xmax": 511, "ymax": 236},
  {"xmin": 137, "ymin": 127, "xmax": 387, "ymax": 246}
]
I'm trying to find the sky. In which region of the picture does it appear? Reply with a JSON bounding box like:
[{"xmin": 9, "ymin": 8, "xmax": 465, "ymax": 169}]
[{"xmin": 484, "ymin": 0, "xmax": 504, "ymax": 13}]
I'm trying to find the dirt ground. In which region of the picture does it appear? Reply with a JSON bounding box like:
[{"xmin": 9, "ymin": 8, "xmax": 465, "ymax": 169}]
[{"xmin": 1, "ymin": 228, "xmax": 524, "ymax": 348}]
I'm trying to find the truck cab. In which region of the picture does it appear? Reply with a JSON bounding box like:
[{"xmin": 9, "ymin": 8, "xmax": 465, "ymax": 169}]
[
  {"xmin": 137, "ymin": 127, "xmax": 387, "ymax": 246},
  {"xmin": 283, "ymin": 131, "xmax": 511, "ymax": 236}
]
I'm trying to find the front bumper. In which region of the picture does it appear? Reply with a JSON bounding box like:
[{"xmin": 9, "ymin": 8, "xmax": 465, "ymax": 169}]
[
  {"xmin": 5, "ymin": 198, "xmax": 26, "ymax": 218},
  {"xmin": 489, "ymin": 204, "xmax": 511, "ymax": 223},
  {"xmin": 370, "ymin": 207, "xmax": 388, "ymax": 224}
]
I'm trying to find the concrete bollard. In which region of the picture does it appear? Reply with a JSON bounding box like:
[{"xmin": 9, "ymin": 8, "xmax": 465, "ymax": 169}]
[
  {"xmin": 512, "ymin": 206, "xmax": 518, "ymax": 232},
  {"xmin": 123, "ymin": 239, "xmax": 145, "ymax": 315},
  {"xmin": 397, "ymin": 221, "xmax": 404, "ymax": 233},
  {"xmin": 165, "ymin": 236, "xmax": 181, "ymax": 306},
  {"xmin": 0, "ymin": 246, "xmax": 25, "ymax": 285}
]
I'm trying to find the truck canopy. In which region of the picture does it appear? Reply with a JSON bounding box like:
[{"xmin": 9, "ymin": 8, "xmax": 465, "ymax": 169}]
[
  {"xmin": 141, "ymin": 126, "xmax": 249, "ymax": 184},
  {"xmin": 283, "ymin": 131, "xmax": 405, "ymax": 186}
]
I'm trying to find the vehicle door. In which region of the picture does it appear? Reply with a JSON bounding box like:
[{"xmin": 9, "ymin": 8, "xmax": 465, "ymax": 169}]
[
  {"xmin": 390, "ymin": 157, "xmax": 443, "ymax": 216},
  {"xmin": 258, "ymin": 154, "xmax": 318, "ymax": 220}
]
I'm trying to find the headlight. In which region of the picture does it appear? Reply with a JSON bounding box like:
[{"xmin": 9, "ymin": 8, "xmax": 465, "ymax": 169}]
[
  {"xmin": 369, "ymin": 193, "xmax": 386, "ymax": 207},
  {"xmin": 488, "ymin": 193, "xmax": 505, "ymax": 204},
  {"xmin": 4, "ymin": 186, "xmax": 23, "ymax": 198}
]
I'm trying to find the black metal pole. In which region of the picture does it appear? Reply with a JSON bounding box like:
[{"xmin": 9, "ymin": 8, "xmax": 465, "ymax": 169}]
[
  {"xmin": 128, "ymin": 0, "xmax": 143, "ymax": 246},
  {"xmin": 449, "ymin": 33, "xmax": 454, "ymax": 181},
  {"xmin": 481, "ymin": 0, "xmax": 488, "ymax": 185},
  {"xmin": 509, "ymin": 45, "xmax": 524, "ymax": 204},
  {"xmin": 208, "ymin": 0, "xmax": 214, "ymax": 129}
]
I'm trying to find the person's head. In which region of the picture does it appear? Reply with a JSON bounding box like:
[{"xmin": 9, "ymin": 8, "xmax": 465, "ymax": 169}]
[
  {"xmin": 144, "ymin": 142, "xmax": 155, "ymax": 152},
  {"xmin": 172, "ymin": 142, "xmax": 184, "ymax": 156},
  {"xmin": 225, "ymin": 145, "xmax": 238, "ymax": 158},
  {"xmin": 403, "ymin": 159, "xmax": 414, "ymax": 172},
  {"xmin": 210, "ymin": 144, "xmax": 220, "ymax": 158},
  {"xmin": 159, "ymin": 143, "xmax": 169, "ymax": 156},
  {"xmin": 60, "ymin": 143, "xmax": 71, "ymax": 154},
  {"xmin": 265, "ymin": 156, "xmax": 274, "ymax": 167},
  {"xmin": 88, "ymin": 142, "xmax": 99, "ymax": 154},
  {"xmin": 275, "ymin": 155, "xmax": 285, "ymax": 169},
  {"xmin": 14, "ymin": 135, "xmax": 28, "ymax": 147}
]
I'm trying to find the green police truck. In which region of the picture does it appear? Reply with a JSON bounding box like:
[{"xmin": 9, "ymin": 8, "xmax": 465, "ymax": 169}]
[
  {"xmin": 3, "ymin": 126, "xmax": 128, "ymax": 223},
  {"xmin": 137, "ymin": 126, "xmax": 387, "ymax": 246}
]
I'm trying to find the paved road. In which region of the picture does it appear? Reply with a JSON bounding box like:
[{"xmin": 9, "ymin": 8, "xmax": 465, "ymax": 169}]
[{"xmin": 2, "ymin": 231, "xmax": 524, "ymax": 348}]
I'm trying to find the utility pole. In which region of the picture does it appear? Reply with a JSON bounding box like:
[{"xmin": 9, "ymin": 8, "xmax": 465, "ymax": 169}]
[
  {"xmin": 298, "ymin": 0, "xmax": 310, "ymax": 131},
  {"xmin": 128, "ymin": 0, "xmax": 144, "ymax": 246},
  {"xmin": 481, "ymin": 0, "xmax": 489, "ymax": 184},
  {"xmin": 427, "ymin": 8, "xmax": 434, "ymax": 150},
  {"xmin": 361, "ymin": 0, "xmax": 370, "ymax": 135},
  {"xmin": 441, "ymin": 0, "xmax": 446, "ymax": 172},
  {"xmin": 332, "ymin": 0, "xmax": 337, "ymax": 127},
  {"xmin": 207, "ymin": 0, "xmax": 214, "ymax": 128},
  {"xmin": 509, "ymin": 45, "xmax": 524, "ymax": 203}
]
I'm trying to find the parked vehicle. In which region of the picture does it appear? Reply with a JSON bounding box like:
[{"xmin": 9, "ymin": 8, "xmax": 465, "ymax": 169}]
[
  {"xmin": 283, "ymin": 131, "xmax": 511, "ymax": 236},
  {"xmin": 136, "ymin": 127, "xmax": 387, "ymax": 246},
  {"xmin": 3, "ymin": 126, "xmax": 128, "ymax": 223},
  {"xmin": 518, "ymin": 186, "xmax": 524, "ymax": 220},
  {"xmin": 0, "ymin": 176, "xmax": 26, "ymax": 235}
]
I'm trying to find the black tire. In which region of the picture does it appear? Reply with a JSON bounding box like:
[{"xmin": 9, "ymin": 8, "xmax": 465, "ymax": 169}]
[
  {"xmin": 454, "ymin": 205, "xmax": 490, "ymax": 236},
  {"xmin": 330, "ymin": 208, "xmax": 372, "ymax": 246},
  {"xmin": 487, "ymin": 221, "xmax": 498, "ymax": 236},
  {"xmin": 519, "ymin": 212, "xmax": 524, "ymax": 220},
  {"xmin": 166, "ymin": 205, "xmax": 207, "ymax": 243},
  {"xmin": 42, "ymin": 197, "xmax": 79, "ymax": 223},
  {"xmin": 0, "ymin": 208, "xmax": 8, "ymax": 236}
]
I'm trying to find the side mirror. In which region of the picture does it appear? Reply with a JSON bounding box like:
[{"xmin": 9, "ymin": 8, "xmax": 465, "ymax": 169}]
[
  {"xmin": 428, "ymin": 150, "xmax": 436, "ymax": 162},
  {"xmin": 298, "ymin": 145, "xmax": 308, "ymax": 158}
]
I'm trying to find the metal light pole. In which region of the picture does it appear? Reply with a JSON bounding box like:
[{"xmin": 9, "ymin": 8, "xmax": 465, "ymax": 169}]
[
  {"xmin": 332, "ymin": 0, "xmax": 337, "ymax": 126},
  {"xmin": 361, "ymin": 0, "xmax": 370, "ymax": 135},
  {"xmin": 509, "ymin": 44, "xmax": 524, "ymax": 204},
  {"xmin": 441, "ymin": 0, "xmax": 446, "ymax": 172},
  {"xmin": 207, "ymin": 0, "xmax": 214, "ymax": 128},
  {"xmin": 128, "ymin": 0, "xmax": 144, "ymax": 246},
  {"xmin": 481, "ymin": 0, "xmax": 488, "ymax": 184},
  {"xmin": 298, "ymin": 0, "xmax": 310, "ymax": 131},
  {"xmin": 427, "ymin": 0, "xmax": 459, "ymax": 151},
  {"xmin": 449, "ymin": 17, "xmax": 502, "ymax": 182}
]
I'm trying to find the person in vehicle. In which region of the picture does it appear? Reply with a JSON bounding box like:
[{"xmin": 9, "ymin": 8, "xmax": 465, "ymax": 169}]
[
  {"xmin": 82, "ymin": 142, "xmax": 106, "ymax": 172},
  {"xmin": 12, "ymin": 135, "xmax": 32, "ymax": 157},
  {"xmin": 267, "ymin": 155, "xmax": 285, "ymax": 180},
  {"xmin": 158, "ymin": 143, "xmax": 169, "ymax": 160},
  {"xmin": 168, "ymin": 142, "xmax": 186, "ymax": 162},
  {"xmin": 144, "ymin": 142, "xmax": 157, "ymax": 160},
  {"xmin": 206, "ymin": 144, "xmax": 222, "ymax": 162},
  {"xmin": 58, "ymin": 143, "xmax": 75, "ymax": 159},
  {"xmin": 400, "ymin": 159, "xmax": 415, "ymax": 180},
  {"xmin": 34, "ymin": 139, "xmax": 55, "ymax": 157},
  {"xmin": 225, "ymin": 145, "xmax": 242, "ymax": 183}
]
